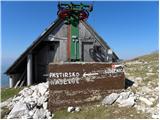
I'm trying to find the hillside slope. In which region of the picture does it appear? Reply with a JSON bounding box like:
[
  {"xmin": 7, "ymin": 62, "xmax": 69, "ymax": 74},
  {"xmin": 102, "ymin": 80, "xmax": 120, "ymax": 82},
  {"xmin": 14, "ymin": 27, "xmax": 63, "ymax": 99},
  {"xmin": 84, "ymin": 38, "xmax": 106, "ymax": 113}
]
[
  {"xmin": 123, "ymin": 52, "xmax": 159, "ymax": 118},
  {"xmin": 1, "ymin": 52, "xmax": 159, "ymax": 119}
]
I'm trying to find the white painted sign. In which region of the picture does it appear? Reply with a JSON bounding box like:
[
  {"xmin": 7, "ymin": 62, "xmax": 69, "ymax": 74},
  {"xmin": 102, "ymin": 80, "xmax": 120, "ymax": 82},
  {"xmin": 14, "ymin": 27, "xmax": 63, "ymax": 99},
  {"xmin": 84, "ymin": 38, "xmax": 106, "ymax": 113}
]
[
  {"xmin": 49, "ymin": 72, "xmax": 80, "ymax": 78},
  {"xmin": 82, "ymin": 72, "xmax": 99, "ymax": 77},
  {"xmin": 49, "ymin": 78, "xmax": 80, "ymax": 85}
]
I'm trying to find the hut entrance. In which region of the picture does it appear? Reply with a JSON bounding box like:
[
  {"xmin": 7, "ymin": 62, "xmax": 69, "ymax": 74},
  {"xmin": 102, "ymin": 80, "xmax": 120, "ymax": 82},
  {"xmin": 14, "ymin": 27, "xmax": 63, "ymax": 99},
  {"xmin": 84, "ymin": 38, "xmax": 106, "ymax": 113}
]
[{"xmin": 34, "ymin": 41, "xmax": 60, "ymax": 83}]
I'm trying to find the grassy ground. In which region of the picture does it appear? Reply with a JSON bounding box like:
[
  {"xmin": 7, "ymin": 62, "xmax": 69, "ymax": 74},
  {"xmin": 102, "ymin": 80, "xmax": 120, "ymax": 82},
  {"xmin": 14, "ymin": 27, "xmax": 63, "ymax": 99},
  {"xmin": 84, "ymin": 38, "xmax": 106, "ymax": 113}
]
[
  {"xmin": 54, "ymin": 103, "xmax": 149, "ymax": 119},
  {"xmin": 1, "ymin": 87, "xmax": 22, "ymax": 102},
  {"xmin": 1, "ymin": 88, "xmax": 23, "ymax": 119}
]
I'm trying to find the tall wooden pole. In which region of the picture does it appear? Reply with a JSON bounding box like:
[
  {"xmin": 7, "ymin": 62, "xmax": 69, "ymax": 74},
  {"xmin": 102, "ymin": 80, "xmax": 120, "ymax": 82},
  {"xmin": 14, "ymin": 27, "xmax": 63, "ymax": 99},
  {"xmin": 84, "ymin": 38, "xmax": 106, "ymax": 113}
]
[{"xmin": 27, "ymin": 53, "xmax": 32, "ymax": 86}]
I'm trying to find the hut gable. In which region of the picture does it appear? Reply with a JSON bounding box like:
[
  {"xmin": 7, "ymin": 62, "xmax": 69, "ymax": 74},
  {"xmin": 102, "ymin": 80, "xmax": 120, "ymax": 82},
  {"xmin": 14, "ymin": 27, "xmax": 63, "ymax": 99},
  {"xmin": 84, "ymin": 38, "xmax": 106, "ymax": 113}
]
[
  {"xmin": 5, "ymin": 18, "xmax": 119, "ymax": 87},
  {"xmin": 5, "ymin": 18, "xmax": 119, "ymax": 74}
]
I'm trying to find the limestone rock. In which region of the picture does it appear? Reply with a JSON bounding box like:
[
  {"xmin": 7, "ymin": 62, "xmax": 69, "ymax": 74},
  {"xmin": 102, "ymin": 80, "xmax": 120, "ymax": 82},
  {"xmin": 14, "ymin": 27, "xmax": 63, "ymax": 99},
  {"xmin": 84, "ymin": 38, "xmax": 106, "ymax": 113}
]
[
  {"xmin": 43, "ymin": 102, "xmax": 48, "ymax": 110},
  {"xmin": 118, "ymin": 97, "xmax": 135, "ymax": 107},
  {"xmin": 38, "ymin": 84, "xmax": 48, "ymax": 96},
  {"xmin": 75, "ymin": 107, "xmax": 80, "ymax": 112},
  {"xmin": 67, "ymin": 106, "xmax": 75, "ymax": 112},
  {"xmin": 135, "ymin": 77, "xmax": 142, "ymax": 81},
  {"xmin": 116, "ymin": 91, "xmax": 131, "ymax": 103},
  {"xmin": 152, "ymin": 114, "xmax": 159, "ymax": 119},
  {"xmin": 7, "ymin": 102, "xmax": 28, "ymax": 119},
  {"xmin": 28, "ymin": 109, "xmax": 36, "ymax": 117},
  {"xmin": 6, "ymin": 82, "xmax": 52, "ymax": 119},
  {"xmin": 33, "ymin": 108, "xmax": 46, "ymax": 119},
  {"xmin": 0, "ymin": 98, "xmax": 12, "ymax": 108},
  {"xmin": 139, "ymin": 97, "xmax": 153, "ymax": 106},
  {"xmin": 45, "ymin": 109, "xmax": 52, "ymax": 118},
  {"xmin": 102, "ymin": 93, "xmax": 119, "ymax": 105}
]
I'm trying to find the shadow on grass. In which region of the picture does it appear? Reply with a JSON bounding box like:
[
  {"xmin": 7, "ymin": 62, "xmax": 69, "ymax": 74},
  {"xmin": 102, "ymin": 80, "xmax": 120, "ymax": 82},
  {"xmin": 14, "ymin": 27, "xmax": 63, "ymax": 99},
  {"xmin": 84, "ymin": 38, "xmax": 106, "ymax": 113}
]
[{"xmin": 125, "ymin": 78, "xmax": 134, "ymax": 89}]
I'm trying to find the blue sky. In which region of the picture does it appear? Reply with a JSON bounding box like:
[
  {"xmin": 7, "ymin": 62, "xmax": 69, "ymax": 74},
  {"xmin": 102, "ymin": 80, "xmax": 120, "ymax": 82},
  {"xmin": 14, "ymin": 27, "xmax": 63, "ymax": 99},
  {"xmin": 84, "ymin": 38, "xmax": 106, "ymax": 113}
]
[{"xmin": 1, "ymin": 1, "xmax": 159, "ymax": 65}]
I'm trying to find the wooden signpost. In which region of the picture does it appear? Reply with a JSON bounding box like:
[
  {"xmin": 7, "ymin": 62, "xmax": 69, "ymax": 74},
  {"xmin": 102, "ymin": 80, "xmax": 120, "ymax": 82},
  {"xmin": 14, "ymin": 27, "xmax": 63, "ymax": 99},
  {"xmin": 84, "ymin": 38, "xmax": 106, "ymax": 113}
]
[{"xmin": 48, "ymin": 62, "xmax": 125, "ymax": 112}]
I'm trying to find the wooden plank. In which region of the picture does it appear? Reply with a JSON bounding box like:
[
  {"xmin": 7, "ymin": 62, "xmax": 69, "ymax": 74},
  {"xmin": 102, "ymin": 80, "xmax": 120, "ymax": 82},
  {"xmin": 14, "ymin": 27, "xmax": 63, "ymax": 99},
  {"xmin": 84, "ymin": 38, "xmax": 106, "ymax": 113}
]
[{"xmin": 48, "ymin": 62, "xmax": 125, "ymax": 111}]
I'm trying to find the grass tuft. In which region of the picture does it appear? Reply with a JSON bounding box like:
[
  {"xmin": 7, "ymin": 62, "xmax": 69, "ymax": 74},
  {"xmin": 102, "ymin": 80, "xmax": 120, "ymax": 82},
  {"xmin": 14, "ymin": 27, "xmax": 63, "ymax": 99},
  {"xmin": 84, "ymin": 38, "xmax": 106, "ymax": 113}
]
[{"xmin": 1, "ymin": 88, "xmax": 23, "ymax": 102}]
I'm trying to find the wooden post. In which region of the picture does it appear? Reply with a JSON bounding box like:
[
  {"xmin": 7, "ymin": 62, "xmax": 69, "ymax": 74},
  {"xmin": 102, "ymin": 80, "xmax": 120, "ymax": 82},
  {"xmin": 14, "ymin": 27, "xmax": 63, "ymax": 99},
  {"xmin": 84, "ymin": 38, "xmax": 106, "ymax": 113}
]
[
  {"xmin": 9, "ymin": 76, "xmax": 13, "ymax": 88},
  {"xmin": 108, "ymin": 49, "xmax": 113, "ymax": 63},
  {"xmin": 27, "ymin": 53, "xmax": 32, "ymax": 86}
]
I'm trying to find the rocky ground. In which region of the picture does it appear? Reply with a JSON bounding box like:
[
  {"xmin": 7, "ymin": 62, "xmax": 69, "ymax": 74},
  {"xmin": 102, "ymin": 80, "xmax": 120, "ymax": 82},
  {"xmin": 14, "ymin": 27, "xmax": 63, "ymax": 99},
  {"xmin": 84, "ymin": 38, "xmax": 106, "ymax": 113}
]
[
  {"xmin": 123, "ymin": 52, "xmax": 159, "ymax": 119},
  {"xmin": 1, "ymin": 82, "xmax": 53, "ymax": 119},
  {"xmin": 0, "ymin": 52, "xmax": 159, "ymax": 119}
]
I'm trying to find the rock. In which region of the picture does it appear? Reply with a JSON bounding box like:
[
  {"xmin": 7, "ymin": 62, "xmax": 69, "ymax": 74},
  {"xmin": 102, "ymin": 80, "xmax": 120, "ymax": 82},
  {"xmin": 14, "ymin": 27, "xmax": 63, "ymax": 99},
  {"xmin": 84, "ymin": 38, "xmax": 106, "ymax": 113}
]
[
  {"xmin": 12, "ymin": 95, "xmax": 23, "ymax": 102},
  {"xmin": 19, "ymin": 88, "xmax": 33, "ymax": 97},
  {"xmin": 6, "ymin": 82, "xmax": 52, "ymax": 119},
  {"xmin": 30, "ymin": 86, "xmax": 37, "ymax": 91},
  {"xmin": 45, "ymin": 109, "xmax": 52, "ymax": 118},
  {"xmin": 38, "ymin": 84, "xmax": 48, "ymax": 96},
  {"xmin": 102, "ymin": 93, "xmax": 119, "ymax": 105},
  {"xmin": 37, "ymin": 96, "xmax": 47, "ymax": 106},
  {"xmin": 152, "ymin": 113, "xmax": 159, "ymax": 119},
  {"xmin": 146, "ymin": 73, "xmax": 155, "ymax": 76},
  {"xmin": 43, "ymin": 102, "xmax": 48, "ymax": 110},
  {"xmin": 67, "ymin": 106, "xmax": 75, "ymax": 112},
  {"xmin": 149, "ymin": 98, "xmax": 156, "ymax": 103},
  {"xmin": 135, "ymin": 77, "xmax": 142, "ymax": 81},
  {"xmin": 75, "ymin": 107, "xmax": 80, "ymax": 112},
  {"xmin": 143, "ymin": 62, "xmax": 148, "ymax": 64},
  {"xmin": 7, "ymin": 102, "xmax": 28, "ymax": 119},
  {"xmin": 149, "ymin": 69, "xmax": 153, "ymax": 72},
  {"xmin": 133, "ymin": 81, "xmax": 138, "ymax": 87},
  {"xmin": 26, "ymin": 101, "xmax": 37, "ymax": 110},
  {"xmin": 96, "ymin": 105, "xmax": 101, "ymax": 107},
  {"xmin": 33, "ymin": 108, "xmax": 46, "ymax": 119},
  {"xmin": 116, "ymin": 91, "xmax": 131, "ymax": 103},
  {"xmin": 139, "ymin": 97, "xmax": 153, "ymax": 106},
  {"xmin": 118, "ymin": 97, "xmax": 135, "ymax": 107},
  {"xmin": 28, "ymin": 109, "xmax": 36, "ymax": 117},
  {"xmin": 85, "ymin": 95, "xmax": 102, "ymax": 102},
  {"xmin": 0, "ymin": 98, "xmax": 12, "ymax": 108},
  {"xmin": 45, "ymin": 91, "xmax": 49, "ymax": 96},
  {"xmin": 141, "ymin": 86, "xmax": 152, "ymax": 93}
]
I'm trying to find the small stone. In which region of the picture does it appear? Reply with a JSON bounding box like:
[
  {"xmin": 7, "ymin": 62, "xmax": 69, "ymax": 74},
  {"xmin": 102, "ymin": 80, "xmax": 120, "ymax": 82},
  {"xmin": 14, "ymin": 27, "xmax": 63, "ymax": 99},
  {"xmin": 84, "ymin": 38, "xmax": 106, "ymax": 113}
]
[
  {"xmin": 96, "ymin": 105, "xmax": 101, "ymax": 107},
  {"xmin": 146, "ymin": 73, "xmax": 155, "ymax": 76},
  {"xmin": 144, "ymin": 62, "xmax": 148, "ymax": 64},
  {"xmin": 75, "ymin": 107, "xmax": 80, "ymax": 112},
  {"xmin": 152, "ymin": 113, "xmax": 159, "ymax": 119},
  {"xmin": 149, "ymin": 98, "xmax": 156, "ymax": 103},
  {"xmin": 67, "ymin": 106, "xmax": 75, "ymax": 112},
  {"xmin": 135, "ymin": 77, "xmax": 142, "ymax": 81},
  {"xmin": 139, "ymin": 97, "xmax": 153, "ymax": 106}
]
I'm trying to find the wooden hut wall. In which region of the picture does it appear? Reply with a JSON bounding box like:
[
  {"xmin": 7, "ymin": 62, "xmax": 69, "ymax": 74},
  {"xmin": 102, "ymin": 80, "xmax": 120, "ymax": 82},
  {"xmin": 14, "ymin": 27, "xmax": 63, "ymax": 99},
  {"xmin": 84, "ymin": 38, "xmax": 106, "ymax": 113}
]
[{"xmin": 79, "ymin": 22, "xmax": 107, "ymax": 62}]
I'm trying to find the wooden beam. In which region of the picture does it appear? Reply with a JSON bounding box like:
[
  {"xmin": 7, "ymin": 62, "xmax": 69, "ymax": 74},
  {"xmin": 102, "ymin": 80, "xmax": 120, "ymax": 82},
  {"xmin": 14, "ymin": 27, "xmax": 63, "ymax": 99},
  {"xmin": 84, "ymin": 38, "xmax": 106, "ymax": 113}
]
[{"xmin": 27, "ymin": 54, "xmax": 32, "ymax": 86}]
